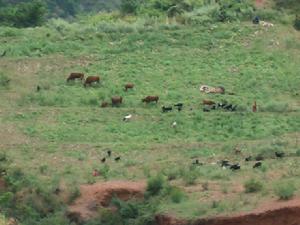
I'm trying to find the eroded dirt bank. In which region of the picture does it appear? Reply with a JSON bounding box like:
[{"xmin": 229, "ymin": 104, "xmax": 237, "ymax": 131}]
[
  {"xmin": 67, "ymin": 181, "xmax": 300, "ymax": 225},
  {"xmin": 156, "ymin": 199, "xmax": 300, "ymax": 225},
  {"xmin": 67, "ymin": 181, "xmax": 146, "ymax": 222}
]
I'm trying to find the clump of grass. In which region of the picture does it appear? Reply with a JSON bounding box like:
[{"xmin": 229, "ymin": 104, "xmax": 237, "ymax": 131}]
[
  {"xmin": 244, "ymin": 179, "xmax": 263, "ymax": 193},
  {"xmin": 146, "ymin": 174, "xmax": 165, "ymax": 196},
  {"xmin": 0, "ymin": 73, "xmax": 10, "ymax": 89},
  {"xmin": 163, "ymin": 168, "xmax": 180, "ymax": 181},
  {"xmin": 68, "ymin": 186, "xmax": 81, "ymax": 204},
  {"xmin": 274, "ymin": 182, "xmax": 296, "ymax": 200},
  {"xmin": 168, "ymin": 187, "xmax": 185, "ymax": 204},
  {"xmin": 183, "ymin": 171, "xmax": 198, "ymax": 186},
  {"xmin": 294, "ymin": 15, "xmax": 300, "ymax": 31},
  {"xmin": 39, "ymin": 165, "xmax": 48, "ymax": 175},
  {"xmin": 0, "ymin": 153, "xmax": 7, "ymax": 162},
  {"xmin": 261, "ymin": 102, "xmax": 289, "ymax": 113},
  {"xmin": 296, "ymin": 149, "xmax": 300, "ymax": 157}
]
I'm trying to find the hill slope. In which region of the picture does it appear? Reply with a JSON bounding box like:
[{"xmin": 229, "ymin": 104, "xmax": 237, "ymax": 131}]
[{"xmin": 0, "ymin": 9, "xmax": 300, "ymax": 225}]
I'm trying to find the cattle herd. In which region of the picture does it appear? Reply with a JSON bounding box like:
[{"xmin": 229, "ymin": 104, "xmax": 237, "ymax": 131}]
[
  {"xmin": 65, "ymin": 72, "xmax": 258, "ymax": 114},
  {"xmin": 64, "ymin": 72, "xmax": 275, "ymax": 173}
]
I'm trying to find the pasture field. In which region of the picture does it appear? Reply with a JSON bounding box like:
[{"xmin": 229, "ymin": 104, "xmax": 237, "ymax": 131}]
[{"xmin": 0, "ymin": 15, "xmax": 300, "ymax": 223}]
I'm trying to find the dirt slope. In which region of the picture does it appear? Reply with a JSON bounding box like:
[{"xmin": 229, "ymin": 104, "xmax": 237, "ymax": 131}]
[
  {"xmin": 156, "ymin": 198, "xmax": 300, "ymax": 225},
  {"xmin": 68, "ymin": 181, "xmax": 146, "ymax": 222}
]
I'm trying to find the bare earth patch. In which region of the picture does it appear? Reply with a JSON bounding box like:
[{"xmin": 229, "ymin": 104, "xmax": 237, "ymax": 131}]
[
  {"xmin": 68, "ymin": 180, "xmax": 146, "ymax": 221},
  {"xmin": 156, "ymin": 198, "xmax": 300, "ymax": 225}
]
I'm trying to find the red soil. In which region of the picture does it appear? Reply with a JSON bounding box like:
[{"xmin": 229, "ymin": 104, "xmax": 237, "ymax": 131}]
[
  {"xmin": 67, "ymin": 181, "xmax": 146, "ymax": 222},
  {"xmin": 156, "ymin": 198, "xmax": 300, "ymax": 225},
  {"xmin": 67, "ymin": 180, "xmax": 300, "ymax": 225}
]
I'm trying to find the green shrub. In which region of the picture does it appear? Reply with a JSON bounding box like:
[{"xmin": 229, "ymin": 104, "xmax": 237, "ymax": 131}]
[
  {"xmin": 121, "ymin": 0, "xmax": 140, "ymax": 15},
  {"xmin": 274, "ymin": 182, "xmax": 296, "ymax": 200},
  {"xmin": 146, "ymin": 175, "xmax": 165, "ymax": 196},
  {"xmin": 217, "ymin": 0, "xmax": 254, "ymax": 22},
  {"xmin": 296, "ymin": 149, "xmax": 300, "ymax": 156},
  {"xmin": 183, "ymin": 171, "xmax": 198, "ymax": 185},
  {"xmin": 244, "ymin": 179, "xmax": 263, "ymax": 193},
  {"xmin": 0, "ymin": 0, "xmax": 46, "ymax": 27},
  {"xmin": 0, "ymin": 192, "xmax": 14, "ymax": 208},
  {"xmin": 169, "ymin": 187, "xmax": 185, "ymax": 203},
  {"xmin": 255, "ymin": 9, "xmax": 281, "ymax": 21},
  {"xmin": 294, "ymin": 15, "xmax": 300, "ymax": 31},
  {"xmin": 0, "ymin": 73, "xmax": 10, "ymax": 89},
  {"xmin": 261, "ymin": 102, "xmax": 289, "ymax": 112},
  {"xmin": 163, "ymin": 168, "xmax": 180, "ymax": 181},
  {"xmin": 68, "ymin": 187, "xmax": 81, "ymax": 204}
]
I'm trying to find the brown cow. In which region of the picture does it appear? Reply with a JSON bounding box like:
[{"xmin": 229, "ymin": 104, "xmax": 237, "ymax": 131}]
[
  {"xmin": 124, "ymin": 83, "xmax": 134, "ymax": 91},
  {"xmin": 84, "ymin": 76, "xmax": 100, "ymax": 87},
  {"xmin": 142, "ymin": 96, "xmax": 159, "ymax": 104},
  {"xmin": 67, "ymin": 73, "xmax": 84, "ymax": 82},
  {"xmin": 101, "ymin": 101, "xmax": 109, "ymax": 108},
  {"xmin": 111, "ymin": 96, "xmax": 123, "ymax": 106},
  {"xmin": 202, "ymin": 99, "xmax": 216, "ymax": 105}
]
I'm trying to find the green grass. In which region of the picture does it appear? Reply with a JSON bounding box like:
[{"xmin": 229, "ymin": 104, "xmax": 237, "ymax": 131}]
[{"xmin": 0, "ymin": 10, "xmax": 300, "ymax": 224}]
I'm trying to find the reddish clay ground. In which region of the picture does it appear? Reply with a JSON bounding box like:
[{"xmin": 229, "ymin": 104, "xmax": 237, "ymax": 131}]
[
  {"xmin": 68, "ymin": 180, "xmax": 300, "ymax": 225},
  {"xmin": 68, "ymin": 181, "xmax": 146, "ymax": 222},
  {"xmin": 156, "ymin": 198, "xmax": 300, "ymax": 225}
]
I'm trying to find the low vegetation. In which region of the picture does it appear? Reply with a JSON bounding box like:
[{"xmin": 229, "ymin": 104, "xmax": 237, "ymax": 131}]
[
  {"xmin": 0, "ymin": 0, "xmax": 299, "ymax": 224},
  {"xmin": 244, "ymin": 179, "xmax": 263, "ymax": 193},
  {"xmin": 274, "ymin": 182, "xmax": 296, "ymax": 200}
]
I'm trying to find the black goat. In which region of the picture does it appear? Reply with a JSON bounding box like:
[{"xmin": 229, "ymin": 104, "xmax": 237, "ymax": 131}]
[
  {"xmin": 174, "ymin": 103, "xmax": 183, "ymax": 111},
  {"xmin": 253, "ymin": 162, "xmax": 262, "ymax": 168},
  {"xmin": 192, "ymin": 159, "xmax": 203, "ymax": 166},
  {"xmin": 107, "ymin": 150, "xmax": 111, "ymax": 157},
  {"xmin": 245, "ymin": 156, "xmax": 252, "ymax": 162},
  {"xmin": 230, "ymin": 164, "xmax": 240, "ymax": 170},
  {"xmin": 162, "ymin": 106, "xmax": 173, "ymax": 113},
  {"xmin": 101, "ymin": 157, "xmax": 106, "ymax": 163},
  {"xmin": 275, "ymin": 152, "xmax": 285, "ymax": 158},
  {"xmin": 220, "ymin": 160, "xmax": 231, "ymax": 168},
  {"xmin": 115, "ymin": 156, "xmax": 121, "ymax": 162}
]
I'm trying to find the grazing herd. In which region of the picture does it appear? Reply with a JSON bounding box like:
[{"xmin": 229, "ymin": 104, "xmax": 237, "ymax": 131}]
[
  {"xmin": 210, "ymin": 150, "xmax": 287, "ymax": 172},
  {"xmin": 64, "ymin": 72, "xmax": 269, "ymax": 175},
  {"xmin": 64, "ymin": 72, "xmax": 260, "ymax": 115}
]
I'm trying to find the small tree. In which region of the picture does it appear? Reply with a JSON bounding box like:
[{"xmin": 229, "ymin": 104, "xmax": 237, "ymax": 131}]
[
  {"xmin": 121, "ymin": 0, "xmax": 140, "ymax": 15},
  {"xmin": 14, "ymin": 0, "xmax": 47, "ymax": 27}
]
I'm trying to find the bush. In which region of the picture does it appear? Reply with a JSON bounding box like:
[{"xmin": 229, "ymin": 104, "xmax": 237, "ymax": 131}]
[
  {"xmin": 121, "ymin": 0, "xmax": 140, "ymax": 15},
  {"xmin": 0, "ymin": 73, "xmax": 10, "ymax": 89},
  {"xmin": 169, "ymin": 187, "xmax": 185, "ymax": 203},
  {"xmin": 294, "ymin": 15, "xmax": 300, "ymax": 31},
  {"xmin": 261, "ymin": 102, "xmax": 289, "ymax": 112},
  {"xmin": 244, "ymin": 179, "xmax": 263, "ymax": 193},
  {"xmin": 0, "ymin": 1, "xmax": 46, "ymax": 28},
  {"xmin": 183, "ymin": 5, "xmax": 219, "ymax": 25},
  {"xmin": 183, "ymin": 171, "xmax": 198, "ymax": 185},
  {"xmin": 217, "ymin": 0, "xmax": 254, "ymax": 22},
  {"xmin": 146, "ymin": 175, "xmax": 165, "ymax": 196},
  {"xmin": 274, "ymin": 182, "xmax": 296, "ymax": 200}
]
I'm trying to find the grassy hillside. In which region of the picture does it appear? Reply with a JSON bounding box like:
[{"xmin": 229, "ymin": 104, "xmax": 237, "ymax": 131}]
[{"xmin": 0, "ymin": 7, "xmax": 300, "ymax": 225}]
